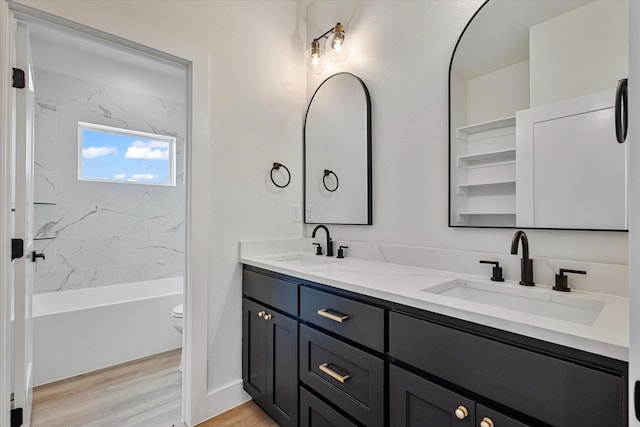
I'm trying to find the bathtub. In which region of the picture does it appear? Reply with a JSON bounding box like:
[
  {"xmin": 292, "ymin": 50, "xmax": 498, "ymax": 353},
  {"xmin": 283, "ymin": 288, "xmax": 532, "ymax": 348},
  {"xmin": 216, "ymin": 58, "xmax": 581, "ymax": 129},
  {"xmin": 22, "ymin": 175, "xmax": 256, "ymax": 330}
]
[{"xmin": 32, "ymin": 277, "xmax": 183, "ymax": 386}]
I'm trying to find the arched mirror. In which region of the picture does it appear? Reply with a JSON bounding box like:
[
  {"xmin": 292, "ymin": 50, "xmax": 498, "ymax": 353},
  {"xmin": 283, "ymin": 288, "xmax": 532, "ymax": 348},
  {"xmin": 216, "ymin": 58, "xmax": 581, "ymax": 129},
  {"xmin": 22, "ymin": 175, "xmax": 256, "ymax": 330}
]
[
  {"xmin": 449, "ymin": 0, "xmax": 628, "ymax": 230},
  {"xmin": 304, "ymin": 72, "xmax": 372, "ymax": 225}
]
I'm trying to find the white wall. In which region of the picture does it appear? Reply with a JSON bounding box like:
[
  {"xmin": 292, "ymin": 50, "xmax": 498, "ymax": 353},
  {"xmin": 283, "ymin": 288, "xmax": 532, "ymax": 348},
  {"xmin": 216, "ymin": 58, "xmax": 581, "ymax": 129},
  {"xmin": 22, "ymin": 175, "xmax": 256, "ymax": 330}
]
[
  {"xmin": 305, "ymin": 0, "xmax": 628, "ymax": 267},
  {"xmin": 466, "ymin": 60, "xmax": 529, "ymax": 124},
  {"xmin": 530, "ymin": 0, "xmax": 628, "ymax": 107}
]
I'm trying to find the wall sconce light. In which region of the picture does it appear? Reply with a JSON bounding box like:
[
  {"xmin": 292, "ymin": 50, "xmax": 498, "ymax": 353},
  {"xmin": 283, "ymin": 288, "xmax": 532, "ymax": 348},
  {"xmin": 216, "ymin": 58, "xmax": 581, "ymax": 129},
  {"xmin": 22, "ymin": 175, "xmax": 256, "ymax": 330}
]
[{"xmin": 305, "ymin": 22, "xmax": 352, "ymax": 75}]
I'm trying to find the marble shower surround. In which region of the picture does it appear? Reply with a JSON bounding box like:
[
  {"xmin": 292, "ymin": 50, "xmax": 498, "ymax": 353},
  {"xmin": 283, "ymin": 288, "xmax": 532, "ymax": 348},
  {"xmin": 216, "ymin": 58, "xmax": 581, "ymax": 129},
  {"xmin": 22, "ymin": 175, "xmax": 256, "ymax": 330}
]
[{"xmin": 33, "ymin": 69, "xmax": 185, "ymax": 293}]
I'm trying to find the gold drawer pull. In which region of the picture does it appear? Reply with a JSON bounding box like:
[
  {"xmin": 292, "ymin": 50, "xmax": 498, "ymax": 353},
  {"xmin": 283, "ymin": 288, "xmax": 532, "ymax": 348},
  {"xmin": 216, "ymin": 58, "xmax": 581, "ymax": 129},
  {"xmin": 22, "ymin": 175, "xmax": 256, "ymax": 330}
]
[
  {"xmin": 317, "ymin": 309, "xmax": 349, "ymax": 323},
  {"xmin": 318, "ymin": 363, "xmax": 350, "ymax": 383},
  {"xmin": 480, "ymin": 417, "xmax": 494, "ymax": 427},
  {"xmin": 454, "ymin": 405, "xmax": 469, "ymax": 420}
]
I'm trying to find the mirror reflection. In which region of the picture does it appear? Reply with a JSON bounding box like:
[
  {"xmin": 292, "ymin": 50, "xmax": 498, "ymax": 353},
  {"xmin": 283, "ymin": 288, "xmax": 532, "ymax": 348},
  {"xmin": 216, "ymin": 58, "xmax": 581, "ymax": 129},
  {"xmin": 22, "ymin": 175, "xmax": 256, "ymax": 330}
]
[
  {"xmin": 449, "ymin": 0, "xmax": 628, "ymax": 230},
  {"xmin": 304, "ymin": 72, "xmax": 372, "ymax": 225}
]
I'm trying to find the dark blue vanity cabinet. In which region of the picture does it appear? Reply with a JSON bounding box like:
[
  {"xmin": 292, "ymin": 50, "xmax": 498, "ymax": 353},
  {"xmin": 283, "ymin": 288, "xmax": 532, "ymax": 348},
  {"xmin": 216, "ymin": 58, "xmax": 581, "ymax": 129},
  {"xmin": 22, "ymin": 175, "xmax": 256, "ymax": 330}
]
[
  {"xmin": 242, "ymin": 265, "xmax": 628, "ymax": 427},
  {"xmin": 299, "ymin": 285, "xmax": 385, "ymax": 427},
  {"xmin": 242, "ymin": 269, "xmax": 299, "ymax": 426}
]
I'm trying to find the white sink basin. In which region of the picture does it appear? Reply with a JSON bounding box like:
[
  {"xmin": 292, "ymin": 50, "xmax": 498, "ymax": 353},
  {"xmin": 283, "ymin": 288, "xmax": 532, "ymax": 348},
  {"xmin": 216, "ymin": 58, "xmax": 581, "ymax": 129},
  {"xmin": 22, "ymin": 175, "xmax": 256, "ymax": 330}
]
[
  {"xmin": 423, "ymin": 279, "xmax": 605, "ymax": 325},
  {"xmin": 262, "ymin": 253, "xmax": 340, "ymax": 267}
]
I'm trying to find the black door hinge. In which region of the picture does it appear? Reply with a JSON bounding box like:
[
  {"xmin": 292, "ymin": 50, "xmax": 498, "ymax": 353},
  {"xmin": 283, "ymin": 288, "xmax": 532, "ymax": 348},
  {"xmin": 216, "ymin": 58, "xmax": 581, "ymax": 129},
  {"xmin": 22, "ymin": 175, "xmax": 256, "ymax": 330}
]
[
  {"xmin": 11, "ymin": 238, "xmax": 24, "ymax": 261},
  {"xmin": 12, "ymin": 68, "xmax": 25, "ymax": 89},
  {"xmin": 10, "ymin": 407, "xmax": 23, "ymax": 427}
]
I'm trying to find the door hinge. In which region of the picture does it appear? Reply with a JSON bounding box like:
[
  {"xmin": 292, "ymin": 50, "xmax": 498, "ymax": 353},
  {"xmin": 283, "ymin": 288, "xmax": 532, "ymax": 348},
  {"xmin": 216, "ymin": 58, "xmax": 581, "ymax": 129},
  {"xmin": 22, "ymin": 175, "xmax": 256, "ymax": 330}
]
[
  {"xmin": 10, "ymin": 408, "xmax": 23, "ymax": 427},
  {"xmin": 12, "ymin": 68, "xmax": 25, "ymax": 89},
  {"xmin": 11, "ymin": 238, "xmax": 24, "ymax": 261}
]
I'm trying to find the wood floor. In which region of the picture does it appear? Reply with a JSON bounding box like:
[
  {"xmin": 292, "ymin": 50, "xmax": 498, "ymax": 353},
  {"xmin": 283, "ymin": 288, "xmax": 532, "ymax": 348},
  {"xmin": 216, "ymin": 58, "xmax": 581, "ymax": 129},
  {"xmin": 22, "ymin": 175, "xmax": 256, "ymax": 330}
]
[{"xmin": 31, "ymin": 349, "xmax": 276, "ymax": 427}]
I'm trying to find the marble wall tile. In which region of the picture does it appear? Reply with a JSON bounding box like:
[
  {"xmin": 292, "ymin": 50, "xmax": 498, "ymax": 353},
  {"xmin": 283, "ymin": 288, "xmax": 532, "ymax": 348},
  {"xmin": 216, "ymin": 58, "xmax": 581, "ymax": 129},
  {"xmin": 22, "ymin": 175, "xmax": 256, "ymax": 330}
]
[
  {"xmin": 56, "ymin": 236, "xmax": 135, "ymax": 270},
  {"xmin": 32, "ymin": 69, "xmax": 186, "ymax": 294},
  {"xmin": 134, "ymin": 233, "xmax": 184, "ymax": 265},
  {"xmin": 34, "ymin": 268, "xmax": 98, "ymax": 293},
  {"xmin": 96, "ymin": 263, "xmax": 170, "ymax": 286},
  {"xmin": 34, "ymin": 204, "xmax": 99, "ymax": 240}
]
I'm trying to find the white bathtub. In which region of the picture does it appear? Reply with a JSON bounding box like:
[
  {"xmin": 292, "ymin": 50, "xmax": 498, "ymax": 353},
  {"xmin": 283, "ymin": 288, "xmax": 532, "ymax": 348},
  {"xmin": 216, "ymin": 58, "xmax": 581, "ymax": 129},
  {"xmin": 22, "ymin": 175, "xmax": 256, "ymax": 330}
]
[{"xmin": 32, "ymin": 277, "xmax": 183, "ymax": 386}]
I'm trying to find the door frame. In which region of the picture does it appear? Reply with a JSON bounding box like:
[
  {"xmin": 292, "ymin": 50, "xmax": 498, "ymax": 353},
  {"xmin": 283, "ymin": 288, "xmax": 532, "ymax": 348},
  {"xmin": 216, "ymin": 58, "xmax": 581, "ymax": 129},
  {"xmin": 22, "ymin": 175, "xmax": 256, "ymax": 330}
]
[
  {"xmin": 629, "ymin": 3, "xmax": 639, "ymax": 425},
  {"xmin": 0, "ymin": 2, "xmax": 211, "ymax": 426},
  {"xmin": 0, "ymin": 2, "xmax": 14, "ymax": 427}
]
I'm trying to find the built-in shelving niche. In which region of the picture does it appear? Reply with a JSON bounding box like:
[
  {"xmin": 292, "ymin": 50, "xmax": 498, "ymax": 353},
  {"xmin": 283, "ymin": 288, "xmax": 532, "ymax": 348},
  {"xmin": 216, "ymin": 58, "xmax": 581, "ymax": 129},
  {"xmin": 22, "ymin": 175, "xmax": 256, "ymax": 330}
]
[{"xmin": 455, "ymin": 116, "xmax": 516, "ymax": 227}]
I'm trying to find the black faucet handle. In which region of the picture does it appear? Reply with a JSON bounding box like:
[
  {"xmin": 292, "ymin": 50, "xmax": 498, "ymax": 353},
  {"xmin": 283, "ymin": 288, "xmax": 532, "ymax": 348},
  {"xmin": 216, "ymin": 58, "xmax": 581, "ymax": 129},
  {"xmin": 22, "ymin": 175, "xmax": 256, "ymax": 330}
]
[
  {"xmin": 337, "ymin": 246, "xmax": 349, "ymax": 259},
  {"xmin": 553, "ymin": 268, "xmax": 586, "ymax": 292},
  {"xmin": 313, "ymin": 242, "xmax": 323, "ymax": 256},
  {"xmin": 479, "ymin": 260, "xmax": 504, "ymax": 282}
]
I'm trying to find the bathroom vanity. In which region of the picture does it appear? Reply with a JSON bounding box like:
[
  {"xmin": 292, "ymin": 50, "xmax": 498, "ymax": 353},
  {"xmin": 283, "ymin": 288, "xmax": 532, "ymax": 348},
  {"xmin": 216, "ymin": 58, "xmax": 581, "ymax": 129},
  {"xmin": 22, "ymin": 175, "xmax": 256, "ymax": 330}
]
[{"xmin": 241, "ymin": 245, "xmax": 628, "ymax": 427}]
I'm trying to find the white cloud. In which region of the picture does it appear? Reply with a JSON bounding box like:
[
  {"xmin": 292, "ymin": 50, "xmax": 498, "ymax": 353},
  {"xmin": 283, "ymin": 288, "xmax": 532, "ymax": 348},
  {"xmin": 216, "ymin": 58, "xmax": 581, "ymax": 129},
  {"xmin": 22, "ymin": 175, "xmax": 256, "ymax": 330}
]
[
  {"xmin": 113, "ymin": 174, "xmax": 127, "ymax": 179},
  {"xmin": 131, "ymin": 174, "xmax": 157, "ymax": 180},
  {"xmin": 82, "ymin": 146, "xmax": 118, "ymax": 159},
  {"xmin": 125, "ymin": 140, "xmax": 169, "ymax": 160}
]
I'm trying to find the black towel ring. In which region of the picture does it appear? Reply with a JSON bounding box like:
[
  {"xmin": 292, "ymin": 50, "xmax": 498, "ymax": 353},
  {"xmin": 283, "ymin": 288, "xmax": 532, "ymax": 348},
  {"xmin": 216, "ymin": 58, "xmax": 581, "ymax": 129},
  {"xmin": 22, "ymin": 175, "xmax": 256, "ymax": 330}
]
[
  {"xmin": 323, "ymin": 169, "xmax": 339, "ymax": 192},
  {"xmin": 270, "ymin": 163, "xmax": 291, "ymax": 188},
  {"xmin": 615, "ymin": 78, "xmax": 628, "ymax": 143}
]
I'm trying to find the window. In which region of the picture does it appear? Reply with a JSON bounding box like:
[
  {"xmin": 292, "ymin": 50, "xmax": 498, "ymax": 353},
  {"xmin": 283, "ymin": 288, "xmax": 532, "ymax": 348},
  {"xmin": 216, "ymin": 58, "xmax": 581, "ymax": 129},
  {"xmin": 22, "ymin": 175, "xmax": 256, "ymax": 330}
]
[{"xmin": 78, "ymin": 122, "xmax": 176, "ymax": 186}]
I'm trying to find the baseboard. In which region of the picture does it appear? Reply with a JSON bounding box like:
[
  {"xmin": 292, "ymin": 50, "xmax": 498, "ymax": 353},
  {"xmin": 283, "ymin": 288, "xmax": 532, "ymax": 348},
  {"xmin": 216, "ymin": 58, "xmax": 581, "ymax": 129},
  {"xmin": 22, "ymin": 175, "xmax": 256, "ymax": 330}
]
[{"xmin": 196, "ymin": 379, "xmax": 251, "ymax": 425}]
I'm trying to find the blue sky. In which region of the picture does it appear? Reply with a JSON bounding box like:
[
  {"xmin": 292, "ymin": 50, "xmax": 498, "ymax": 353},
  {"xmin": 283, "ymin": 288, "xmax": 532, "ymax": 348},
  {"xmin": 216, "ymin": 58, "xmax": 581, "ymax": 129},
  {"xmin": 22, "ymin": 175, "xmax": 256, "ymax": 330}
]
[{"xmin": 80, "ymin": 127, "xmax": 173, "ymax": 185}]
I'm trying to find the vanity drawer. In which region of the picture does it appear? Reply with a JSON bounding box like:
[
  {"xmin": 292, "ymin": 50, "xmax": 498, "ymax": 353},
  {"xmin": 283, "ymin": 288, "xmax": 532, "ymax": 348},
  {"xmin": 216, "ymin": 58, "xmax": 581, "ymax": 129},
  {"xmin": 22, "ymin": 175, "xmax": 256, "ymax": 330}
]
[
  {"xmin": 388, "ymin": 311, "xmax": 624, "ymax": 426},
  {"xmin": 300, "ymin": 387, "xmax": 358, "ymax": 427},
  {"xmin": 300, "ymin": 286, "xmax": 385, "ymax": 352},
  {"xmin": 243, "ymin": 268, "xmax": 298, "ymax": 315},
  {"xmin": 299, "ymin": 324, "xmax": 384, "ymax": 427}
]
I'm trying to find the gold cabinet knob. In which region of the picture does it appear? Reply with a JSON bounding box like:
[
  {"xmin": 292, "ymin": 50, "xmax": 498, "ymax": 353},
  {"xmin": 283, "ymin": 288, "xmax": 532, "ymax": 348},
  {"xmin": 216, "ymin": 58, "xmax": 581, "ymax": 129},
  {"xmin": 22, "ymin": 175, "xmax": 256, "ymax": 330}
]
[
  {"xmin": 264, "ymin": 313, "xmax": 272, "ymax": 320},
  {"xmin": 454, "ymin": 405, "xmax": 469, "ymax": 420},
  {"xmin": 257, "ymin": 311, "xmax": 265, "ymax": 318},
  {"xmin": 480, "ymin": 417, "xmax": 495, "ymax": 427}
]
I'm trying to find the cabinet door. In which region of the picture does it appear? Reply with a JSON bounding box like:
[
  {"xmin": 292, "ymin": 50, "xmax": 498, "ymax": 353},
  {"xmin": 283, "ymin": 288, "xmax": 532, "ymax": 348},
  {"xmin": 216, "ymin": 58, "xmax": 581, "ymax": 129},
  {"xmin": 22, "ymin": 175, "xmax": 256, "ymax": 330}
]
[
  {"xmin": 242, "ymin": 298, "xmax": 268, "ymax": 409},
  {"xmin": 265, "ymin": 308, "xmax": 298, "ymax": 427},
  {"xmin": 390, "ymin": 364, "xmax": 475, "ymax": 427}
]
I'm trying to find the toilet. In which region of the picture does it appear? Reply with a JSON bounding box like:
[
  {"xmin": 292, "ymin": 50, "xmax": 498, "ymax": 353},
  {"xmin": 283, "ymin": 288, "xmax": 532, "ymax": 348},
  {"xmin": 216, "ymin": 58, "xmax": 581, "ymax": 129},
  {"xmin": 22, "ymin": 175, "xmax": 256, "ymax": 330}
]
[{"xmin": 171, "ymin": 303, "xmax": 184, "ymax": 372}]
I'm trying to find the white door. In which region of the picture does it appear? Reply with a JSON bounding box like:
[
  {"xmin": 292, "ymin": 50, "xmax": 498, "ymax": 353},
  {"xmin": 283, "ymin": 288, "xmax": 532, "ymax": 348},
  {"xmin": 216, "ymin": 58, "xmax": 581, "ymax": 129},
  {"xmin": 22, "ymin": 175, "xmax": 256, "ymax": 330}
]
[{"xmin": 11, "ymin": 20, "xmax": 36, "ymax": 427}]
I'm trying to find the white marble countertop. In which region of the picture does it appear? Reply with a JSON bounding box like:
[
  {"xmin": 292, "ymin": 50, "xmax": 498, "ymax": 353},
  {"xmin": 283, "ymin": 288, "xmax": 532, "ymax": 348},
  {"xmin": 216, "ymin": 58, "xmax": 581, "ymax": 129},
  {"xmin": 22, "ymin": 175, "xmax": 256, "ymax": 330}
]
[{"xmin": 241, "ymin": 247, "xmax": 629, "ymax": 362}]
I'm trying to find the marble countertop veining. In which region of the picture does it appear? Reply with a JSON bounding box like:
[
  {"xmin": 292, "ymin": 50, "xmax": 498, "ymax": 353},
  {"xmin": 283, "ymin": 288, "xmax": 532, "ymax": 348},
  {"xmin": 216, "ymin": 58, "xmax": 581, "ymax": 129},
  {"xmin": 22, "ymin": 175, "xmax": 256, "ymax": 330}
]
[{"xmin": 240, "ymin": 247, "xmax": 629, "ymax": 362}]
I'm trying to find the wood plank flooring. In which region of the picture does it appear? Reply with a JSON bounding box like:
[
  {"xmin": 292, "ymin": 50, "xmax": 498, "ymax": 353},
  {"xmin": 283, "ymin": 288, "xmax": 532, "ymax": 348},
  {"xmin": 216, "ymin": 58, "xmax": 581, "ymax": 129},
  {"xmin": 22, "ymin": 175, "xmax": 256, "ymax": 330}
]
[
  {"xmin": 196, "ymin": 402, "xmax": 276, "ymax": 427},
  {"xmin": 32, "ymin": 349, "xmax": 184, "ymax": 427},
  {"xmin": 31, "ymin": 348, "xmax": 276, "ymax": 427}
]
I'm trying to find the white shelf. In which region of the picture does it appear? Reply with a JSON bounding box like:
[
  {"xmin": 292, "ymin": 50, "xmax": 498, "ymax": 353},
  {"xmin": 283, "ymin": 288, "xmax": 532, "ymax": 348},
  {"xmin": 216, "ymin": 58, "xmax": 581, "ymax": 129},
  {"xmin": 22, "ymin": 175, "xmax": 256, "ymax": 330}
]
[
  {"xmin": 457, "ymin": 148, "xmax": 516, "ymax": 168},
  {"xmin": 457, "ymin": 180, "xmax": 516, "ymax": 195},
  {"xmin": 456, "ymin": 115, "xmax": 516, "ymax": 138},
  {"xmin": 458, "ymin": 211, "xmax": 516, "ymax": 216}
]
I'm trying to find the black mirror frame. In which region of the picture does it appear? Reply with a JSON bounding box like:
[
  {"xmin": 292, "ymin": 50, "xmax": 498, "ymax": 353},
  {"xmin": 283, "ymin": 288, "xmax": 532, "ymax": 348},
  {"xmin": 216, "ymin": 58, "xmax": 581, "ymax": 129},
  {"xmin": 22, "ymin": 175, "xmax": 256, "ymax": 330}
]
[{"xmin": 303, "ymin": 72, "xmax": 373, "ymax": 225}]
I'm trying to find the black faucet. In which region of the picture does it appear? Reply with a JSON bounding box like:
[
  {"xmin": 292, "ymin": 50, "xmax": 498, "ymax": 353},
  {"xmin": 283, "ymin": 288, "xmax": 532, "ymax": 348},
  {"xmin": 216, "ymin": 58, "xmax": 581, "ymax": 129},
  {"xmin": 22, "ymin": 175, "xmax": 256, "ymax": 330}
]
[
  {"xmin": 510, "ymin": 230, "xmax": 534, "ymax": 286},
  {"xmin": 312, "ymin": 225, "xmax": 333, "ymax": 257}
]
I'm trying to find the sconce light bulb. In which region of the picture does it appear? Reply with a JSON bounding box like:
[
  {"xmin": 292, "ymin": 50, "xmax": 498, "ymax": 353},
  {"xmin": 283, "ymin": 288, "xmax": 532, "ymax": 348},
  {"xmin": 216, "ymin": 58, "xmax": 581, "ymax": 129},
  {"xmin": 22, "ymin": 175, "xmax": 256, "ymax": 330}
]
[
  {"xmin": 326, "ymin": 23, "xmax": 351, "ymax": 63},
  {"xmin": 305, "ymin": 39, "xmax": 326, "ymax": 74},
  {"xmin": 332, "ymin": 37, "xmax": 343, "ymax": 52}
]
